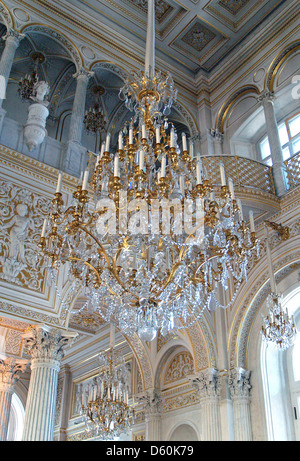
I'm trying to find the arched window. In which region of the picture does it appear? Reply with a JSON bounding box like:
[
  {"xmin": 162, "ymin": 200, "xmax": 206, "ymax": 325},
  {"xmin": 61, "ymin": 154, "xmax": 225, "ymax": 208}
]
[
  {"xmin": 7, "ymin": 393, "xmax": 25, "ymax": 441},
  {"xmin": 260, "ymin": 112, "xmax": 300, "ymax": 165},
  {"xmin": 261, "ymin": 285, "xmax": 300, "ymax": 440}
]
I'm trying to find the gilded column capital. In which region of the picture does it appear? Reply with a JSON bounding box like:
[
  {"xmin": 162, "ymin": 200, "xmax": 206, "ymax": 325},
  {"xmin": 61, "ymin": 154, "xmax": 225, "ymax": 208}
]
[
  {"xmin": 3, "ymin": 28, "xmax": 25, "ymax": 46},
  {"xmin": 209, "ymin": 128, "xmax": 224, "ymax": 142},
  {"xmin": 72, "ymin": 67, "xmax": 94, "ymax": 81},
  {"xmin": 256, "ymin": 90, "xmax": 275, "ymax": 103},
  {"xmin": 228, "ymin": 367, "xmax": 252, "ymax": 401},
  {"xmin": 22, "ymin": 325, "xmax": 77, "ymax": 364},
  {"xmin": 190, "ymin": 367, "xmax": 220, "ymax": 400},
  {"xmin": 138, "ymin": 389, "xmax": 162, "ymax": 416},
  {"xmin": 0, "ymin": 357, "xmax": 28, "ymax": 391}
]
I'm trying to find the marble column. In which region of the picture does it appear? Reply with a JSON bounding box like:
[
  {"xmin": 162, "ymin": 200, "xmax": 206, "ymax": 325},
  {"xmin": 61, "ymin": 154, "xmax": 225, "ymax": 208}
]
[
  {"xmin": 229, "ymin": 367, "xmax": 252, "ymax": 441},
  {"xmin": 258, "ymin": 91, "xmax": 287, "ymax": 195},
  {"xmin": 62, "ymin": 68, "xmax": 94, "ymax": 176},
  {"xmin": 0, "ymin": 357, "xmax": 28, "ymax": 441},
  {"xmin": 140, "ymin": 389, "xmax": 162, "ymax": 441},
  {"xmin": 193, "ymin": 368, "xmax": 221, "ymax": 441},
  {"xmin": 0, "ymin": 28, "xmax": 24, "ymax": 132},
  {"xmin": 21, "ymin": 325, "xmax": 77, "ymax": 441}
]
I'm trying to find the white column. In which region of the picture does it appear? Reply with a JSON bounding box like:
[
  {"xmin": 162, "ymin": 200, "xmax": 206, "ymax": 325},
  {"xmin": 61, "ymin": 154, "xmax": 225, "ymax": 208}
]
[
  {"xmin": 0, "ymin": 357, "xmax": 28, "ymax": 441},
  {"xmin": 229, "ymin": 367, "xmax": 252, "ymax": 441},
  {"xmin": 140, "ymin": 389, "xmax": 162, "ymax": 441},
  {"xmin": 0, "ymin": 28, "xmax": 24, "ymax": 132},
  {"xmin": 62, "ymin": 68, "xmax": 94, "ymax": 175},
  {"xmin": 68, "ymin": 68, "xmax": 93, "ymax": 144},
  {"xmin": 258, "ymin": 91, "xmax": 287, "ymax": 195},
  {"xmin": 21, "ymin": 325, "xmax": 77, "ymax": 441},
  {"xmin": 193, "ymin": 368, "xmax": 222, "ymax": 441}
]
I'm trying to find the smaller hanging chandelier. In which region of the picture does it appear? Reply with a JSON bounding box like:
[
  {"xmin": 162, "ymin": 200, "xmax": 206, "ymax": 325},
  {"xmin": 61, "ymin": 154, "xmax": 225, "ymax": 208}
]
[
  {"xmin": 80, "ymin": 325, "xmax": 134, "ymax": 439},
  {"xmin": 261, "ymin": 293, "xmax": 296, "ymax": 350},
  {"xmin": 261, "ymin": 224, "xmax": 297, "ymax": 350},
  {"xmin": 18, "ymin": 52, "xmax": 45, "ymax": 101},
  {"xmin": 84, "ymin": 85, "xmax": 107, "ymax": 135}
]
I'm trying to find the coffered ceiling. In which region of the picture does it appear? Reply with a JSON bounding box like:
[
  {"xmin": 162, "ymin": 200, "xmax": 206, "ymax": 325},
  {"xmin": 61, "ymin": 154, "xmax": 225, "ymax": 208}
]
[{"xmin": 43, "ymin": 0, "xmax": 287, "ymax": 74}]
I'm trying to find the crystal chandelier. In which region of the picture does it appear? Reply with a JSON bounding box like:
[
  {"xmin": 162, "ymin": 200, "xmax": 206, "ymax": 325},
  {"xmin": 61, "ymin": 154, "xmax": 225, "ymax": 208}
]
[
  {"xmin": 261, "ymin": 293, "xmax": 296, "ymax": 350},
  {"xmin": 261, "ymin": 225, "xmax": 296, "ymax": 350},
  {"xmin": 18, "ymin": 52, "xmax": 45, "ymax": 101},
  {"xmin": 84, "ymin": 85, "xmax": 107, "ymax": 135},
  {"xmin": 80, "ymin": 325, "xmax": 134, "ymax": 439},
  {"xmin": 39, "ymin": 0, "xmax": 259, "ymax": 341}
]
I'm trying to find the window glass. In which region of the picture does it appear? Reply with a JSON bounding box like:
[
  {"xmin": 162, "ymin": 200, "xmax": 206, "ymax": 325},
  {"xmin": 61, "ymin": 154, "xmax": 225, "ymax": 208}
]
[
  {"xmin": 292, "ymin": 137, "xmax": 300, "ymax": 155},
  {"xmin": 278, "ymin": 123, "xmax": 289, "ymax": 146},
  {"xmin": 282, "ymin": 146, "xmax": 291, "ymax": 160},
  {"xmin": 292, "ymin": 332, "xmax": 300, "ymax": 381},
  {"xmin": 260, "ymin": 137, "xmax": 271, "ymax": 159},
  {"xmin": 289, "ymin": 114, "xmax": 300, "ymax": 138},
  {"xmin": 265, "ymin": 157, "xmax": 273, "ymax": 166}
]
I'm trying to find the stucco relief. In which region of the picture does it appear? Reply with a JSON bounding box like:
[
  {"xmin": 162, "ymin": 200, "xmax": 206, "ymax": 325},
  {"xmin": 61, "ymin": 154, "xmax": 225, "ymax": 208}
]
[
  {"xmin": 0, "ymin": 179, "xmax": 51, "ymax": 289},
  {"xmin": 164, "ymin": 351, "xmax": 194, "ymax": 385}
]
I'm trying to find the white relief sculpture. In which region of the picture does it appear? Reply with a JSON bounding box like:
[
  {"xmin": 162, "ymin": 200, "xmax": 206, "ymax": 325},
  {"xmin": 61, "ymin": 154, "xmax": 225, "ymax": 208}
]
[
  {"xmin": 24, "ymin": 80, "xmax": 50, "ymax": 151},
  {"xmin": 0, "ymin": 179, "xmax": 51, "ymax": 289},
  {"xmin": 0, "ymin": 203, "xmax": 34, "ymax": 282}
]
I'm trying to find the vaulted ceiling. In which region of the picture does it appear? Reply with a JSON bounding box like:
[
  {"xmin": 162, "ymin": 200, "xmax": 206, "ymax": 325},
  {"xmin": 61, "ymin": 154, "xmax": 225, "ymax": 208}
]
[{"xmin": 37, "ymin": 0, "xmax": 287, "ymax": 74}]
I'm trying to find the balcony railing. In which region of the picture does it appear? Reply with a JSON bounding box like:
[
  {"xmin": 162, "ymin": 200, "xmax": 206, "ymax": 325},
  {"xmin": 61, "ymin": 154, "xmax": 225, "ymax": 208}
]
[
  {"xmin": 200, "ymin": 155, "xmax": 275, "ymax": 195},
  {"xmin": 284, "ymin": 151, "xmax": 300, "ymax": 190}
]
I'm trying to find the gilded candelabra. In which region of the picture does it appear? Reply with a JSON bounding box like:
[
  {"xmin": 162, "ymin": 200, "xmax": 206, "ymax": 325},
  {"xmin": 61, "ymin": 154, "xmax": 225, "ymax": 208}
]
[
  {"xmin": 39, "ymin": 0, "xmax": 259, "ymax": 341},
  {"xmin": 80, "ymin": 326, "xmax": 134, "ymax": 439}
]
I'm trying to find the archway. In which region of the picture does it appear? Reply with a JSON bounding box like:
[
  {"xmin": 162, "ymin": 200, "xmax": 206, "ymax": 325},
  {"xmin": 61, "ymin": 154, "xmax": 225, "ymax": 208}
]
[{"xmin": 168, "ymin": 423, "xmax": 198, "ymax": 441}]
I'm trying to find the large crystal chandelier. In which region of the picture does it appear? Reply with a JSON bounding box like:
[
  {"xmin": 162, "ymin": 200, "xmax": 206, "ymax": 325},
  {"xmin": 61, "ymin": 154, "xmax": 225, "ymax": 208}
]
[
  {"xmin": 39, "ymin": 0, "xmax": 259, "ymax": 341},
  {"xmin": 80, "ymin": 325, "xmax": 134, "ymax": 439},
  {"xmin": 261, "ymin": 225, "xmax": 296, "ymax": 350}
]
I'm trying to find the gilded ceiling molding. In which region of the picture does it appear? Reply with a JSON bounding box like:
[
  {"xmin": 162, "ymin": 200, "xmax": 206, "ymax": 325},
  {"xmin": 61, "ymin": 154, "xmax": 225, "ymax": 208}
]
[
  {"xmin": 20, "ymin": 23, "xmax": 83, "ymax": 71},
  {"xmin": 229, "ymin": 232, "xmax": 300, "ymax": 369},
  {"xmin": 0, "ymin": 0, "xmax": 14, "ymax": 29},
  {"xmin": 264, "ymin": 40, "xmax": 300, "ymax": 93},
  {"xmin": 214, "ymin": 84, "xmax": 260, "ymax": 133}
]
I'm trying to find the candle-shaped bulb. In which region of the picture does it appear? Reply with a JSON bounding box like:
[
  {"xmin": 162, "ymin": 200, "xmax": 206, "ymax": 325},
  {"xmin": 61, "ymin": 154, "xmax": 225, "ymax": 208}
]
[
  {"xmin": 139, "ymin": 149, "xmax": 144, "ymax": 171},
  {"xmin": 249, "ymin": 210, "xmax": 255, "ymax": 232},
  {"xmin": 114, "ymin": 154, "xmax": 120, "ymax": 177},
  {"xmin": 161, "ymin": 155, "xmax": 166, "ymax": 177},
  {"xmin": 228, "ymin": 178, "xmax": 235, "ymax": 199},
  {"xmin": 129, "ymin": 124, "xmax": 134, "ymax": 145},
  {"xmin": 196, "ymin": 157, "xmax": 202, "ymax": 185},
  {"xmin": 41, "ymin": 219, "xmax": 47, "ymax": 237},
  {"xmin": 56, "ymin": 172, "xmax": 62, "ymax": 194},
  {"xmin": 100, "ymin": 142, "xmax": 105, "ymax": 159},
  {"xmin": 82, "ymin": 169, "xmax": 89, "ymax": 190},
  {"xmin": 142, "ymin": 124, "xmax": 146, "ymax": 139},
  {"xmin": 155, "ymin": 126, "xmax": 160, "ymax": 144},
  {"xmin": 105, "ymin": 132, "xmax": 111, "ymax": 152},
  {"xmin": 179, "ymin": 176, "xmax": 184, "ymax": 195},
  {"xmin": 118, "ymin": 131, "xmax": 123, "ymax": 150},
  {"xmin": 170, "ymin": 127, "xmax": 175, "ymax": 148},
  {"xmin": 219, "ymin": 162, "xmax": 226, "ymax": 186},
  {"xmin": 189, "ymin": 141, "xmax": 194, "ymax": 159},
  {"xmin": 237, "ymin": 199, "xmax": 243, "ymax": 220},
  {"xmin": 182, "ymin": 132, "xmax": 187, "ymax": 151}
]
